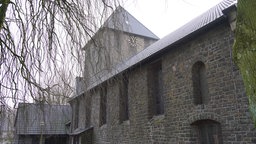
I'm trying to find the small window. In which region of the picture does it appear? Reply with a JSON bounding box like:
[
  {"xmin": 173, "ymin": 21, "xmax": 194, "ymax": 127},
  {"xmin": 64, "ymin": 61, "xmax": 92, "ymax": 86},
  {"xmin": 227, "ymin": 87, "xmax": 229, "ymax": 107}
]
[
  {"xmin": 99, "ymin": 86, "xmax": 107, "ymax": 126},
  {"xmin": 192, "ymin": 61, "xmax": 208, "ymax": 105},
  {"xmin": 148, "ymin": 60, "xmax": 164, "ymax": 117},
  {"xmin": 192, "ymin": 120, "xmax": 223, "ymax": 144},
  {"xmin": 119, "ymin": 74, "xmax": 129, "ymax": 122}
]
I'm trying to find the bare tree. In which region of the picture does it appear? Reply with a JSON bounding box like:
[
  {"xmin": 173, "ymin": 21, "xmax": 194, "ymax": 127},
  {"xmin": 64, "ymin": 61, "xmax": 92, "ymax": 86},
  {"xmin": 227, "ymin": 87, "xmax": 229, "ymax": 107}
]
[
  {"xmin": 0, "ymin": 0, "xmax": 122, "ymax": 107},
  {"xmin": 35, "ymin": 68, "xmax": 74, "ymax": 104}
]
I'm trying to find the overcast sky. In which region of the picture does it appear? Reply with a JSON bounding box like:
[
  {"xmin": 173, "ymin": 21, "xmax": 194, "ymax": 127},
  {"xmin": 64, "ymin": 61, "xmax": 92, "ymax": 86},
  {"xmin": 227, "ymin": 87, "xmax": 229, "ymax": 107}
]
[{"xmin": 123, "ymin": 0, "xmax": 223, "ymax": 38}]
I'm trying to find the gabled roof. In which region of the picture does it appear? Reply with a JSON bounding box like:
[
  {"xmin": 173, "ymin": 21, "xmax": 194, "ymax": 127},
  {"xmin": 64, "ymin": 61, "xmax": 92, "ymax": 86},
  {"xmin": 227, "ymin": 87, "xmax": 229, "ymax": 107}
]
[
  {"xmin": 103, "ymin": 6, "xmax": 159, "ymax": 40},
  {"xmin": 15, "ymin": 103, "xmax": 71, "ymax": 135},
  {"xmin": 86, "ymin": 0, "xmax": 237, "ymax": 90}
]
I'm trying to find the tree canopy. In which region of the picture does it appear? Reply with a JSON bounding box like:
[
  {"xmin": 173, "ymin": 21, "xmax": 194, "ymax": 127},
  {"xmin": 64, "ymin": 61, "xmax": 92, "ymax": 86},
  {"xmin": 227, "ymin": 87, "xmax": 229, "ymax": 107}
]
[{"xmin": 233, "ymin": 0, "xmax": 256, "ymax": 125}]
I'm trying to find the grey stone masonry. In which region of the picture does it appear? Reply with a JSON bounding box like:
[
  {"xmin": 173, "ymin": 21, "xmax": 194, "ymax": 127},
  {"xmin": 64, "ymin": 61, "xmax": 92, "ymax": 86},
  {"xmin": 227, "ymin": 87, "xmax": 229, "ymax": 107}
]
[
  {"xmin": 70, "ymin": 23, "xmax": 256, "ymax": 143},
  {"xmin": 69, "ymin": 1, "xmax": 256, "ymax": 143}
]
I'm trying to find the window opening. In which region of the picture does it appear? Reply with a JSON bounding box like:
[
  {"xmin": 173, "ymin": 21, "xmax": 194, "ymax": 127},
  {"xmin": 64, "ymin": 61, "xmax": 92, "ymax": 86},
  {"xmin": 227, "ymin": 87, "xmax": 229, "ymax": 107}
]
[
  {"xmin": 100, "ymin": 86, "xmax": 107, "ymax": 126},
  {"xmin": 119, "ymin": 74, "xmax": 129, "ymax": 122},
  {"xmin": 192, "ymin": 119, "xmax": 223, "ymax": 144},
  {"xmin": 148, "ymin": 60, "xmax": 164, "ymax": 117},
  {"xmin": 192, "ymin": 61, "xmax": 208, "ymax": 105}
]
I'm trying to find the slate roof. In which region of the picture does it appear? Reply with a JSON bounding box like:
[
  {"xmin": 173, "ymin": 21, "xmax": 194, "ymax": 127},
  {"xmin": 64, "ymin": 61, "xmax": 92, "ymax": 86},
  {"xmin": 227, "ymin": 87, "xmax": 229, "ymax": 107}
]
[
  {"xmin": 103, "ymin": 6, "xmax": 159, "ymax": 40},
  {"xmin": 15, "ymin": 103, "xmax": 71, "ymax": 135},
  {"xmin": 85, "ymin": 0, "xmax": 237, "ymax": 91}
]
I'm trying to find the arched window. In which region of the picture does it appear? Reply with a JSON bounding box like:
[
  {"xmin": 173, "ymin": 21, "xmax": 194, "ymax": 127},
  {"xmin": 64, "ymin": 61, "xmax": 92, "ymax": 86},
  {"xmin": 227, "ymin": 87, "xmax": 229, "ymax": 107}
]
[
  {"xmin": 192, "ymin": 61, "xmax": 209, "ymax": 105},
  {"xmin": 192, "ymin": 119, "xmax": 223, "ymax": 144}
]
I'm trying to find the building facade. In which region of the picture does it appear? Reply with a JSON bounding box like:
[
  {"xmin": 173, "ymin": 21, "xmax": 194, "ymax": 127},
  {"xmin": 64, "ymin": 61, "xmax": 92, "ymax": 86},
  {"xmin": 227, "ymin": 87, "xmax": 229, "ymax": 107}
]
[{"xmin": 70, "ymin": 0, "xmax": 256, "ymax": 143}]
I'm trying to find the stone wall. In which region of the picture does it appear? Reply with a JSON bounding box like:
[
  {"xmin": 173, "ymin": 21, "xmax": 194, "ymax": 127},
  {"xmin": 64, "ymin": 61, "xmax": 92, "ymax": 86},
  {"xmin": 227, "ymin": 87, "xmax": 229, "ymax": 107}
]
[
  {"xmin": 71, "ymin": 22, "xmax": 256, "ymax": 143},
  {"xmin": 160, "ymin": 23, "xmax": 256, "ymax": 143}
]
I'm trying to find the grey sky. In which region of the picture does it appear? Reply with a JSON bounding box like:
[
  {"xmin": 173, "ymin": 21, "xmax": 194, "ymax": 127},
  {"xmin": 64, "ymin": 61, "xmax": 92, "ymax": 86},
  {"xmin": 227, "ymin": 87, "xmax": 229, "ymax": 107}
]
[{"xmin": 124, "ymin": 0, "xmax": 223, "ymax": 38}]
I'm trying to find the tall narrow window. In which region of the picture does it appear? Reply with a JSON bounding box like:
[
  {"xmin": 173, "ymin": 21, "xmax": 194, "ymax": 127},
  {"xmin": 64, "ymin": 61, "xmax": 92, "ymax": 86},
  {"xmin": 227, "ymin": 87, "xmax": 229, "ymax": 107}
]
[
  {"xmin": 148, "ymin": 60, "xmax": 164, "ymax": 117},
  {"xmin": 192, "ymin": 120, "xmax": 223, "ymax": 144},
  {"xmin": 119, "ymin": 74, "xmax": 129, "ymax": 122},
  {"xmin": 99, "ymin": 86, "xmax": 107, "ymax": 126},
  {"xmin": 85, "ymin": 94, "xmax": 91, "ymax": 128},
  {"xmin": 74, "ymin": 100, "xmax": 79, "ymax": 129},
  {"xmin": 192, "ymin": 61, "xmax": 208, "ymax": 105}
]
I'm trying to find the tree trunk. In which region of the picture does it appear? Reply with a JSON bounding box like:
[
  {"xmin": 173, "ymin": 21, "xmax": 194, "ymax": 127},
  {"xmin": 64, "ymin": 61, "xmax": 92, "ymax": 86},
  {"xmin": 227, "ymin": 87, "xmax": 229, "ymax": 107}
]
[{"xmin": 233, "ymin": 0, "xmax": 256, "ymax": 126}]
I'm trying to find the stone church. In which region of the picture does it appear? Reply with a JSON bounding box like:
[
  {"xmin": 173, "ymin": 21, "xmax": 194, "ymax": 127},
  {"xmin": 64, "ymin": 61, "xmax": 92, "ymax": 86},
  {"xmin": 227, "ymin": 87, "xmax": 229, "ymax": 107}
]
[{"xmin": 69, "ymin": 0, "xmax": 256, "ymax": 143}]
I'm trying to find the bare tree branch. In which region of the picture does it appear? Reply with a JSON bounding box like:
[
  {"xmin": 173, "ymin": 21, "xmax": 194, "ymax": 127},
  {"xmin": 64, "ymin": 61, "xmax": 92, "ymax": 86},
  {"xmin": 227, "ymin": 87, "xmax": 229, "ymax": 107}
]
[{"xmin": 0, "ymin": 0, "xmax": 122, "ymax": 107}]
